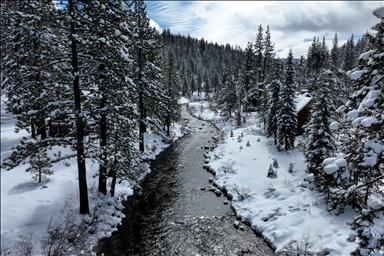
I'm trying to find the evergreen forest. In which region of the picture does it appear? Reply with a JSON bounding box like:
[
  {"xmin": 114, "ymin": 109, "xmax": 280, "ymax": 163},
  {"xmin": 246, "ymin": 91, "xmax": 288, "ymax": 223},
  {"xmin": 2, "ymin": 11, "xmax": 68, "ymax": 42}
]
[{"xmin": 1, "ymin": 0, "xmax": 383, "ymax": 254}]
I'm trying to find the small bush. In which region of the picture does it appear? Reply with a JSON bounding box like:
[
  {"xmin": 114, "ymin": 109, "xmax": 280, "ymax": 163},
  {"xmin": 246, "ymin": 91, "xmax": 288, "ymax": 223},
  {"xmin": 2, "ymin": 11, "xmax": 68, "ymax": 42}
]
[
  {"xmin": 1, "ymin": 239, "xmax": 14, "ymax": 256},
  {"xmin": 40, "ymin": 201, "xmax": 90, "ymax": 256},
  {"xmin": 215, "ymin": 130, "xmax": 228, "ymax": 144},
  {"xmin": 267, "ymin": 164, "xmax": 277, "ymax": 178},
  {"xmin": 219, "ymin": 160, "xmax": 236, "ymax": 173},
  {"xmin": 282, "ymin": 175, "xmax": 296, "ymax": 192},
  {"xmin": 14, "ymin": 233, "xmax": 36, "ymax": 256},
  {"xmin": 272, "ymin": 158, "xmax": 279, "ymax": 168},
  {"xmin": 288, "ymin": 163, "xmax": 294, "ymax": 173},
  {"xmin": 232, "ymin": 183, "xmax": 252, "ymax": 201},
  {"xmin": 279, "ymin": 231, "xmax": 315, "ymax": 256}
]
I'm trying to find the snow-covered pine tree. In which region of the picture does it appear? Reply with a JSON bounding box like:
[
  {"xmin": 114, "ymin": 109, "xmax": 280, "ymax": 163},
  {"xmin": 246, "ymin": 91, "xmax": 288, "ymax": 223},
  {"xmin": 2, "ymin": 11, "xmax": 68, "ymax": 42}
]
[
  {"xmin": 76, "ymin": 0, "xmax": 139, "ymax": 195},
  {"xmin": 343, "ymin": 7, "xmax": 384, "ymax": 207},
  {"xmin": 242, "ymin": 42, "xmax": 256, "ymax": 114},
  {"xmin": 342, "ymin": 34, "xmax": 356, "ymax": 72},
  {"xmin": 2, "ymin": 0, "xmax": 62, "ymax": 139},
  {"xmin": 216, "ymin": 64, "xmax": 238, "ymax": 118},
  {"xmin": 320, "ymin": 36, "xmax": 329, "ymax": 70},
  {"xmin": 162, "ymin": 49, "xmax": 182, "ymax": 136},
  {"xmin": 1, "ymin": 0, "xmax": 92, "ymax": 214},
  {"xmin": 355, "ymin": 32, "xmax": 372, "ymax": 57},
  {"xmin": 330, "ymin": 33, "xmax": 341, "ymax": 71},
  {"xmin": 277, "ymin": 49, "xmax": 297, "ymax": 150},
  {"xmin": 296, "ymin": 55, "xmax": 307, "ymax": 92},
  {"xmin": 234, "ymin": 71, "xmax": 245, "ymax": 127},
  {"xmin": 254, "ymin": 25, "xmax": 264, "ymax": 83},
  {"xmin": 203, "ymin": 72, "xmax": 211, "ymax": 97},
  {"xmin": 66, "ymin": 0, "xmax": 90, "ymax": 214},
  {"xmin": 262, "ymin": 25, "xmax": 275, "ymax": 84},
  {"xmin": 130, "ymin": 0, "xmax": 167, "ymax": 152},
  {"xmin": 266, "ymin": 58, "xmax": 283, "ymax": 145},
  {"xmin": 26, "ymin": 148, "xmax": 53, "ymax": 183},
  {"xmin": 307, "ymin": 36, "xmax": 322, "ymax": 74},
  {"xmin": 304, "ymin": 69, "xmax": 337, "ymax": 179},
  {"xmin": 324, "ymin": 8, "xmax": 384, "ymax": 253}
]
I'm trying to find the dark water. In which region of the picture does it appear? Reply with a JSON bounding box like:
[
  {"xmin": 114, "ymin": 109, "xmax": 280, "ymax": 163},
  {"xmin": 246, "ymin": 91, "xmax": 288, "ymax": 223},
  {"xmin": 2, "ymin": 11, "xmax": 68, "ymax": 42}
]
[{"xmin": 97, "ymin": 108, "xmax": 274, "ymax": 256}]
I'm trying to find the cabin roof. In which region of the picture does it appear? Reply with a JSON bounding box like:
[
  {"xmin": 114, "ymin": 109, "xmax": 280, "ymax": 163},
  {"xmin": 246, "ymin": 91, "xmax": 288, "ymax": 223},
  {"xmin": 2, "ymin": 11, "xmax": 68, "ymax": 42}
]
[{"xmin": 295, "ymin": 93, "xmax": 312, "ymax": 113}]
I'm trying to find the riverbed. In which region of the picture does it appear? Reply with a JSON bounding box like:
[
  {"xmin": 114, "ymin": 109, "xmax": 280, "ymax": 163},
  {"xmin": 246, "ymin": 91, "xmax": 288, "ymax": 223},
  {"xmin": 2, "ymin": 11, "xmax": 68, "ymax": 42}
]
[{"xmin": 97, "ymin": 107, "xmax": 274, "ymax": 255}]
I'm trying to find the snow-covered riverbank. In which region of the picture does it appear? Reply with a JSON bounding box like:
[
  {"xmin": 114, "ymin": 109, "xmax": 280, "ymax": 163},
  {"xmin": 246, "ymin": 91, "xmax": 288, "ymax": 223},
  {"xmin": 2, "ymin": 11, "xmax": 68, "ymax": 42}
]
[
  {"xmin": 0, "ymin": 95, "xmax": 188, "ymax": 255},
  {"xmin": 188, "ymin": 100, "xmax": 383, "ymax": 255}
]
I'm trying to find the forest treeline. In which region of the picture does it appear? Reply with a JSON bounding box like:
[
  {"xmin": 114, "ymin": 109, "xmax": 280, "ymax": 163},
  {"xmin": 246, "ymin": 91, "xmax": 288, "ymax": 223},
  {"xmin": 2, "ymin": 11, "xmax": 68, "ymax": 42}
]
[{"xmin": 1, "ymin": 0, "xmax": 383, "ymax": 253}]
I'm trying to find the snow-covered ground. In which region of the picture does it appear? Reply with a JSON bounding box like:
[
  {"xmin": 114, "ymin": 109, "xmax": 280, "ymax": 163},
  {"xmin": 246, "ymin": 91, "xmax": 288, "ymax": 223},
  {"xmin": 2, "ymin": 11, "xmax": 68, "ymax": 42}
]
[
  {"xmin": 0, "ymin": 95, "xmax": 187, "ymax": 255},
  {"xmin": 188, "ymin": 100, "xmax": 382, "ymax": 255},
  {"xmin": 2, "ymin": 94, "xmax": 382, "ymax": 255}
]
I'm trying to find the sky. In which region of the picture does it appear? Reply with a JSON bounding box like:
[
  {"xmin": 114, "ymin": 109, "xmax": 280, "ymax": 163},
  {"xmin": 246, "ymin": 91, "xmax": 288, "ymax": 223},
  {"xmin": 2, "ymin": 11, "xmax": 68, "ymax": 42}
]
[{"xmin": 146, "ymin": 1, "xmax": 382, "ymax": 58}]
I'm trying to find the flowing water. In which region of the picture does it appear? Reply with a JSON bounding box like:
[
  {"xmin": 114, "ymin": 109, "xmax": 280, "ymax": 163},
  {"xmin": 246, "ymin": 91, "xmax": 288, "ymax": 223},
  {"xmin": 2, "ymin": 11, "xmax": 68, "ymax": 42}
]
[{"xmin": 97, "ymin": 107, "xmax": 274, "ymax": 256}]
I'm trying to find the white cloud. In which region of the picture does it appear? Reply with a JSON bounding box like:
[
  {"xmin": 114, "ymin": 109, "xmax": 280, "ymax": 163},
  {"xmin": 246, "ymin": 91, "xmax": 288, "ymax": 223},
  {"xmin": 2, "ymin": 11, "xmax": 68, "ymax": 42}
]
[{"xmin": 146, "ymin": 1, "xmax": 381, "ymax": 57}]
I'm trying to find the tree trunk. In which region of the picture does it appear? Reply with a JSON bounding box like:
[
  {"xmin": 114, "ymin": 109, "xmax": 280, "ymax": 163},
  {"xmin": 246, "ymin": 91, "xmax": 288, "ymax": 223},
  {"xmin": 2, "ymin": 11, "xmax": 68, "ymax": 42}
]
[
  {"xmin": 139, "ymin": 90, "xmax": 145, "ymax": 152},
  {"xmin": 274, "ymin": 130, "xmax": 277, "ymax": 145},
  {"xmin": 98, "ymin": 63, "xmax": 107, "ymax": 195},
  {"xmin": 167, "ymin": 118, "xmax": 170, "ymax": 137},
  {"xmin": 69, "ymin": 0, "xmax": 89, "ymax": 215},
  {"xmin": 137, "ymin": 22, "xmax": 146, "ymax": 151},
  {"xmin": 110, "ymin": 166, "xmax": 117, "ymax": 197},
  {"xmin": 40, "ymin": 123, "xmax": 46, "ymax": 140},
  {"xmin": 31, "ymin": 118, "xmax": 36, "ymax": 139}
]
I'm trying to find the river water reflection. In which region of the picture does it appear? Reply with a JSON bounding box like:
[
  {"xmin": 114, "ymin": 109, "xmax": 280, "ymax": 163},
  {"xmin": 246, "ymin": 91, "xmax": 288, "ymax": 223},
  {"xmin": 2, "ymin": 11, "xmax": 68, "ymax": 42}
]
[{"xmin": 97, "ymin": 108, "xmax": 274, "ymax": 255}]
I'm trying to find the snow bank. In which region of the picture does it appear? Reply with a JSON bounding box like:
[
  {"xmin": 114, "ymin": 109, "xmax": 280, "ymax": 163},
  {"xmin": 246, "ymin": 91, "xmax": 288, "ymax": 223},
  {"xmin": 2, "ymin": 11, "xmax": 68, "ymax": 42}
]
[
  {"xmin": 192, "ymin": 100, "xmax": 361, "ymax": 255},
  {"xmin": 0, "ymin": 95, "xmax": 187, "ymax": 254}
]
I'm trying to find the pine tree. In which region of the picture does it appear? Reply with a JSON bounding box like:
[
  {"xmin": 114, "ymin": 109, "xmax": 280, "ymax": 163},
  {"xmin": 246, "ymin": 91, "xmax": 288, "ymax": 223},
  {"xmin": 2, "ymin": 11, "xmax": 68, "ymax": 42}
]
[
  {"xmin": 355, "ymin": 32, "xmax": 372, "ymax": 57},
  {"xmin": 262, "ymin": 25, "xmax": 275, "ymax": 84},
  {"xmin": 216, "ymin": 64, "xmax": 238, "ymax": 118},
  {"xmin": 26, "ymin": 148, "xmax": 53, "ymax": 183},
  {"xmin": 304, "ymin": 69, "xmax": 337, "ymax": 178},
  {"xmin": 342, "ymin": 8, "xmax": 384, "ymax": 207},
  {"xmin": 297, "ymin": 55, "xmax": 307, "ymax": 92},
  {"xmin": 130, "ymin": 0, "xmax": 167, "ymax": 152},
  {"xmin": 330, "ymin": 33, "xmax": 341, "ymax": 70},
  {"xmin": 342, "ymin": 34, "xmax": 356, "ymax": 72},
  {"xmin": 2, "ymin": 0, "xmax": 62, "ymax": 139},
  {"xmin": 266, "ymin": 59, "xmax": 283, "ymax": 145},
  {"xmin": 254, "ymin": 25, "xmax": 264, "ymax": 83},
  {"xmin": 320, "ymin": 36, "xmax": 329, "ymax": 69},
  {"xmin": 242, "ymin": 42, "xmax": 255, "ymax": 114},
  {"xmin": 277, "ymin": 49, "xmax": 297, "ymax": 150},
  {"xmin": 234, "ymin": 71, "xmax": 245, "ymax": 127},
  {"xmin": 67, "ymin": 0, "xmax": 90, "ymax": 214},
  {"xmin": 307, "ymin": 36, "xmax": 322, "ymax": 73},
  {"xmin": 163, "ymin": 49, "xmax": 181, "ymax": 136},
  {"xmin": 1, "ymin": 0, "xmax": 92, "ymax": 214},
  {"xmin": 323, "ymin": 9, "xmax": 384, "ymax": 252},
  {"xmin": 78, "ymin": 0, "xmax": 138, "ymax": 195}
]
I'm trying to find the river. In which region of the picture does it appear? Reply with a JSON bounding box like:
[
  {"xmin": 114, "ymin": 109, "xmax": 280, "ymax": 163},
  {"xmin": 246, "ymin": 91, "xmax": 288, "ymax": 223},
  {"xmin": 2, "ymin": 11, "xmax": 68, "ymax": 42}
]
[{"xmin": 96, "ymin": 107, "xmax": 274, "ymax": 255}]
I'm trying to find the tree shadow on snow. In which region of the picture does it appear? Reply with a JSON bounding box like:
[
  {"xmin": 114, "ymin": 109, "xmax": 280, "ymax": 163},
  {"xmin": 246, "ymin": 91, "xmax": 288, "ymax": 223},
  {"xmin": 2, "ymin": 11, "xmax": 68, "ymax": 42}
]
[{"xmin": 8, "ymin": 181, "xmax": 47, "ymax": 195}]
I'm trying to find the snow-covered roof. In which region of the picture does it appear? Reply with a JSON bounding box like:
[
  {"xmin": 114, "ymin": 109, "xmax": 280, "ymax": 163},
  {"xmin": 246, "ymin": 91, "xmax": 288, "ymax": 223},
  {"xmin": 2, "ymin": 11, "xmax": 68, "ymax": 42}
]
[{"xmin": 295, "ymin": 93, "xmax": 311, "ymax": 113}]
